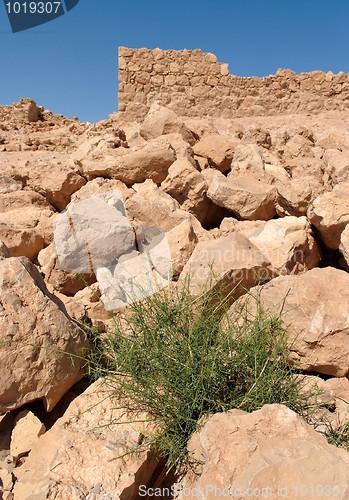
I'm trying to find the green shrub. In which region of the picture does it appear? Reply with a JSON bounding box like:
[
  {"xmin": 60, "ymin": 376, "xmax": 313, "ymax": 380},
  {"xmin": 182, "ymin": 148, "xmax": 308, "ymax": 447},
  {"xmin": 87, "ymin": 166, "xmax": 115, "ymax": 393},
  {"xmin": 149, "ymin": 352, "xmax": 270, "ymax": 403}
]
[{"xmin": 87, "ymin": 280, "xmax": 318, "ymax": 472}]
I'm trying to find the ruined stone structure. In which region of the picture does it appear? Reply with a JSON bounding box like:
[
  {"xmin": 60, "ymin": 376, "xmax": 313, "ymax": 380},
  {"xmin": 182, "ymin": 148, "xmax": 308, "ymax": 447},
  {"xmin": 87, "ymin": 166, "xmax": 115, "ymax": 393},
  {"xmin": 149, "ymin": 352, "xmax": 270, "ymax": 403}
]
[{"xmin": 118, "ymin": 46, "xmax": 349, "ymax": 121}]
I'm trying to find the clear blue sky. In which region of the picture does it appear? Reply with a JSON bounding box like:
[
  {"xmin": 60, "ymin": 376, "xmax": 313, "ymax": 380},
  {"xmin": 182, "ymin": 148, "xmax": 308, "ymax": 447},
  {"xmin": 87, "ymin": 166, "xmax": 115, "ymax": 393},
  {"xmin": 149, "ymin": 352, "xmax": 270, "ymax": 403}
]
[{"xmin": 1, "ymin": 0, "xmax": 349, "ymax": 122}]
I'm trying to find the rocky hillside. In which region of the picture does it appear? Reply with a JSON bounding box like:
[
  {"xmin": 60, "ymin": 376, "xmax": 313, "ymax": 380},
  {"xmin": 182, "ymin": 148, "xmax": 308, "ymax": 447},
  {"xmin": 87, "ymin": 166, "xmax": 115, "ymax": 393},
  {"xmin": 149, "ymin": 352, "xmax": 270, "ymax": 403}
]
[{"xmin": 0, "ymin": 97, "xmax": 349, "ymax": 498}]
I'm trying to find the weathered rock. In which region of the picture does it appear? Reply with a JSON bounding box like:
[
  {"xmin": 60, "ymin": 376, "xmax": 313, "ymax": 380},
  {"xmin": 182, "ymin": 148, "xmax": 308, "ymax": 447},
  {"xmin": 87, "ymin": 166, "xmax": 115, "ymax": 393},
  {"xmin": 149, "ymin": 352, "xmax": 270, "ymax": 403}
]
[
  {"xmin": 340, "ymin": 223, "xmax": 349, "ymax": 267},
  {"xmin": 229, "ymin": 143, "xmax": 273, "ymax": 182},
  {"xmin": 323, "ymin": 148, "xmax": 349, "ymax": 185},
  {"xmin": 54, "ymin": 190, "xmax": 136, "ymax": 274},
  {"xmin": 70, "ymin": 177, "xmax": 133, "ymax": 204},
  {"xmin": 207, "ymin": 172, "xmax": 277, "ymax": 220},
  {"xmin": 193, "ymin": 133, "xmax": 238, "ymax": 172},
  {"xmin": 81, "ymin": 135, "xmax": 176, "ymax": 185},
  {"xmin": 140, "ymin": 103, "xmax": 196, "ymax": 144},
  {"xmin": 0, "ymin": 257, "xmax": 89, "ymax": 412},
  {"xmin": 177, "ymin": 404, "xmax": 349, "ymax": 499},
  {"xmin": 167, "ymin": 219, "xmax": 198, "ymax": 276},
  {"xmin": 161, "ymin": 158, "xmax": 216, "ymax": 224},
  {"xmin": 0, "ymin": 241, "xmax": 11, "ymax": 259},
  {"xmin": 308, "ymin": 182, "xmax": 349, "ymax": 249},
  {"xmin": 232, "ymin": 216, "xmax": 321, "ymax": 275},
  {"xmin": 179, "ymin": 232, "xmax": 272, "ymax": 298},
  {"xmin": 0, "ymin": 191, "xmax": 55, "ymax": 260},
  {"xmin": 38, "ymin": 243, "xmax": 96, "ymax": 296},
  {"xmin": 231, "ymin": 267, "xmax": 349, "ymax": 376},
  {"xmin": 13, "ymin": 380, "xmax": 160, "ymax": 499},
  {"xmin": 24, "ymin": 159, "xmax": 87, "ymax": 211},
  {"xmin": 10, "ymin": 411, "xmax": 45, "ymax": 458},
  {"xmin": 126, "ymin": 180, "xmax": 192, "ymax": 232}
]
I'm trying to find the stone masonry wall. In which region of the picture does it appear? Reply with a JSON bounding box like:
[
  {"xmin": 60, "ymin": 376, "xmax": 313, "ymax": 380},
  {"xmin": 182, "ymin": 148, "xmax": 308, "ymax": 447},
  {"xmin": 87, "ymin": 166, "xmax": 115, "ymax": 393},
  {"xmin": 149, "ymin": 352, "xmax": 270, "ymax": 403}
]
[{"xmin": 118, "ymin": 46, "xmax": 349, "ymax": 121}]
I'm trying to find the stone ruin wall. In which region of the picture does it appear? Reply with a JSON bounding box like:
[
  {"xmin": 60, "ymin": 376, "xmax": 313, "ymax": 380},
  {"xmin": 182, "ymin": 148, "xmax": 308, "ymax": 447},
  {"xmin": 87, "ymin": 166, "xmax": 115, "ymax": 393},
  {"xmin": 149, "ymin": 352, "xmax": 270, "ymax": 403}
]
[{"xmin": 118, "ymin": 46, "xmax": 349, "ymax": 121}]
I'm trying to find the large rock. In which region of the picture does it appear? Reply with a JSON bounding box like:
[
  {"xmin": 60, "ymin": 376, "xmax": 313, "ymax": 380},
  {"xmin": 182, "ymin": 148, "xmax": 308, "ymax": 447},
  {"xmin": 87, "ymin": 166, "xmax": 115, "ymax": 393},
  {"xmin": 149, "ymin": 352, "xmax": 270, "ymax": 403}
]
[
  {"xmin": 125, "ymin": 180, "xmax": 205, "ymax": 235},
  {"xmin": 229, "ymin": 143, "xmax": 272, "ymax": 181},
  {"xmin": 13, "ymin": 380, "xmax": 160, "ymax": 499},
  {"xmin": 308, "ymin": 182, "xmax": 349, "ymax": 249},
  {"xmin": 140, "ymin": 103, "xmax": 196, "ymax": 145},
  {"xmin": 193, "ymin": 133, "xmax": 238, "ymax": 172},
  {"xmin": 0, "ymin": 257, "xmax": 88, "ymax": 412},
  {"xmin": 54, "ymin": 190, "xmax": 136, "ymax": 274},
  {"xmin": 207, "ymin": 172, "xmax": 277, "ymax": 220},
  {"xmin": 161, "ymin": 158, "xmax": 217, "ymax": 224},
  {"xmin": 23, "ymin": 158, "xmax": 86, "ymax": 211},
  {"xmin": 179, "ymin": 232, "xmax": 272, "ymax": 298},
  {"xmin": 231, "ymin": 267, "xmax": 349, "ymax": 377},
  {"xmin": 232, "ymin": 216, "xmax": 321, "ymax": 275},
  {"xmin": 81, "ymin": 136, "xmax": 176, "ymax": 185},
  {"xmin": 167, "ymin": 219, "xmax": 198, "ymax": 276},
  {"xmin": 38, "ymin": 243, "xmax": 96, "ymax": 296},
  {"xmin": 177, "ymin": 404, "xmax": 349, "ymax": 499},
  {"xmin": 323, "ymin": 148, "xmax": 349, "ymax": 185},
  {"xmin": 0, "ymin": 191, "xmax": 55, "ymax": 260}
]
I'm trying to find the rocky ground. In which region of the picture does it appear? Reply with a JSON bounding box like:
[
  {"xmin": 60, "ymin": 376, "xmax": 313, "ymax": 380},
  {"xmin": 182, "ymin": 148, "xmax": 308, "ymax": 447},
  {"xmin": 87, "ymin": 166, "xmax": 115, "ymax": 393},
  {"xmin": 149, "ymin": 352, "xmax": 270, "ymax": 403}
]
[{"xmin": 0, "ymin": 98, "xmax": 349, "ymax": 498}]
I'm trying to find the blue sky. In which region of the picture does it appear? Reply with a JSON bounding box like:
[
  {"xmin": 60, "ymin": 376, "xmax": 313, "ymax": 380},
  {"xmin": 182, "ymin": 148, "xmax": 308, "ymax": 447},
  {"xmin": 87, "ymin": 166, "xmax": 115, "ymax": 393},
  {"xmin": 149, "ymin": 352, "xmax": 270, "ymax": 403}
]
[{"xmin": 1, "ymin": 0, "xmax": 349, "ymax": 122}]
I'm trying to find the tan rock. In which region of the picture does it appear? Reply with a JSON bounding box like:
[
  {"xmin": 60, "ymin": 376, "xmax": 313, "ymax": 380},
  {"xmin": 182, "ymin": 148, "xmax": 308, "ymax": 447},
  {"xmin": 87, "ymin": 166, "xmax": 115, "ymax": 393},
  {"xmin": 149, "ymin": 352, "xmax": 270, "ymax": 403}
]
[
  {"xmin": 10, "ymin": 411, "xmax": 45, "ymax": 458},
  {"xmin": 229, "ymin": 143, "xmax": 273, "ymax": 182},
  {"xmin": 179, "ymin": 232, "xmax": 271, "ymax": 298},
  {"xmin": 323, "ymin": 148, "xmax": 349, "ymax": 184},
  {"xmin": 38, "ymin": 243, "xmax": 96, "ymax": 296},
  {"xmin": 0, "ymin": 191, "xmax": 55, "ymax": 260},
  {"xmin": 0, "ymin": 257, "xmax": 89, "ymax": 412},
  {"xmin": 231, "ymin": 267, "xmax": 349, "ymax": 376},
  {"xmin": 167, "ymin": 219, "xmax": 198, "ymax": 276},
  {"xmin": 81, "ymin": 135, "xmax": 176, "ymax": 185},
  {"xmin": 340, "ymin": 224, "xmax": 349, "ymax": 267},
  {"xmin": 126, "ymin": 180, "xmax": 190, "ymax": 231},
  {"xmin": 0, "ymin": 241, "xmax": 11, "ymax": 259},
  {"xmin": 177, "ymin": 404, "xmax": 349, "ymax": 499},
  {"xmin": 207, "ymin": 173, "xmax": 277, "ymax": 220},
  {"xmin": 232, "ymin": 216, "xmax": 321, "ymax": 274},
  {"xmin": 140, "ymin": 103, "xmax": 196, "ymax": 144},
  {"xmin": 70, "ymin": 177, "xmax": 133, "ymax": 204},
  {"xmin": 193, "ymin": 133, "xmax": 238, "ymax": 172},
  {"xmin": 13, "ymin": 380, "xmax": 159, "ymax": 499},
  {"xmin": 24, "ymin": 159, "xmax": 86, "ymax": 211},
  {"xmin": 161, "ymin": 158, "xmax": 216, "ymax": 224},
  {"xmin": 308, "ymin": 182, "xmax": 349, "ymax": 249}
]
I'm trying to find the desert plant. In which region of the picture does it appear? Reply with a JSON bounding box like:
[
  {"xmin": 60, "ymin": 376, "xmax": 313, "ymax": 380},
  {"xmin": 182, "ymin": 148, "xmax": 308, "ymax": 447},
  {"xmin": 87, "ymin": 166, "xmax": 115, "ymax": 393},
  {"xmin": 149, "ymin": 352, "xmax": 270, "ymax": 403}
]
[
  {"xmin": 327, "ymin": 420, "xmax": 349, "ymax": 452},
  {"xmin": 87, "ymin": 280, "xmax": 319, "ymax": 472}
]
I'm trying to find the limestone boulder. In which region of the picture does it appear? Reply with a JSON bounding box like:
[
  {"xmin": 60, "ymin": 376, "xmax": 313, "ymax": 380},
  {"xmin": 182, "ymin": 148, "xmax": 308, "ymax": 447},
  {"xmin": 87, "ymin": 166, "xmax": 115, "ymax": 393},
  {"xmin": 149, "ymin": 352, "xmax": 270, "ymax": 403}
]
[
  {"xmin": 10, "ymin": 411, "xmax": 45, "ymax": 459},
  {"xmin": 38, "ymin": 243, "xmax": 96, "ymax": 296},
  {"xmin": 192, "ymin": 133, "xmax": 238, "ymax": 172},
  {"xmin": 179, "ymin": 232, "xmax": 272, "ymax": 298},
  {"xmin": 24, "ymin": 158, "xmax": 86, "ymax": 211},
  {"xmin": 207, "ymin": 172, "xmax": 277, "ymax": 220},
  {"xmin": 70, "ymin": 177, "xmax": 134, "ymax": 204},
  {"xmin": 0, "ymin": 257, "xmax": 89, "ymax": 412},
  {"xmin": 177, "ymin": 405, "xmax": 349, "ymax": 500},
  {"xmin": 140, "ymin": 103, "xmax": 196, "ymax": 145},
  {"xmin": 126, "ymin": 180, "xmax": 196, "ymax": 232},
  {"xmin": 0, "ymin": 191, "xmax": 55, "ymax": 260},
  {"xmin": 81, "ymin": 136, "xmax": 176, "ymax": 185},
  {"xmin": 54, "ymin": 190, "xmax": 136, "ymax": 275},
  {"xmin": 13, "ymin": 380, "xmax": 159, "ymax": 499},
  {"xmin": 229, "ymin": 143, "xmax": 273, "ymax": 182},
  {"xmin": 231, "ymin": 267, "xmax": 349, "ymax": 377},
  {"xmin": 161, "ymin": 158, "xmax": 217, "ymax": 224},
  {"xmin": 230, "ymin": 216, "xmax": 321, "ymax": 275},
  {"xmin": 167, "ymin": 219, "xmax": 198, "ymax": 276},
  {"xmin": 323, "ymin": 148, "xmax": 349, "ymax": 185},
  {"xmin": 308, "ymin": 182, "xmax": 349, "ymax": 249}
]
